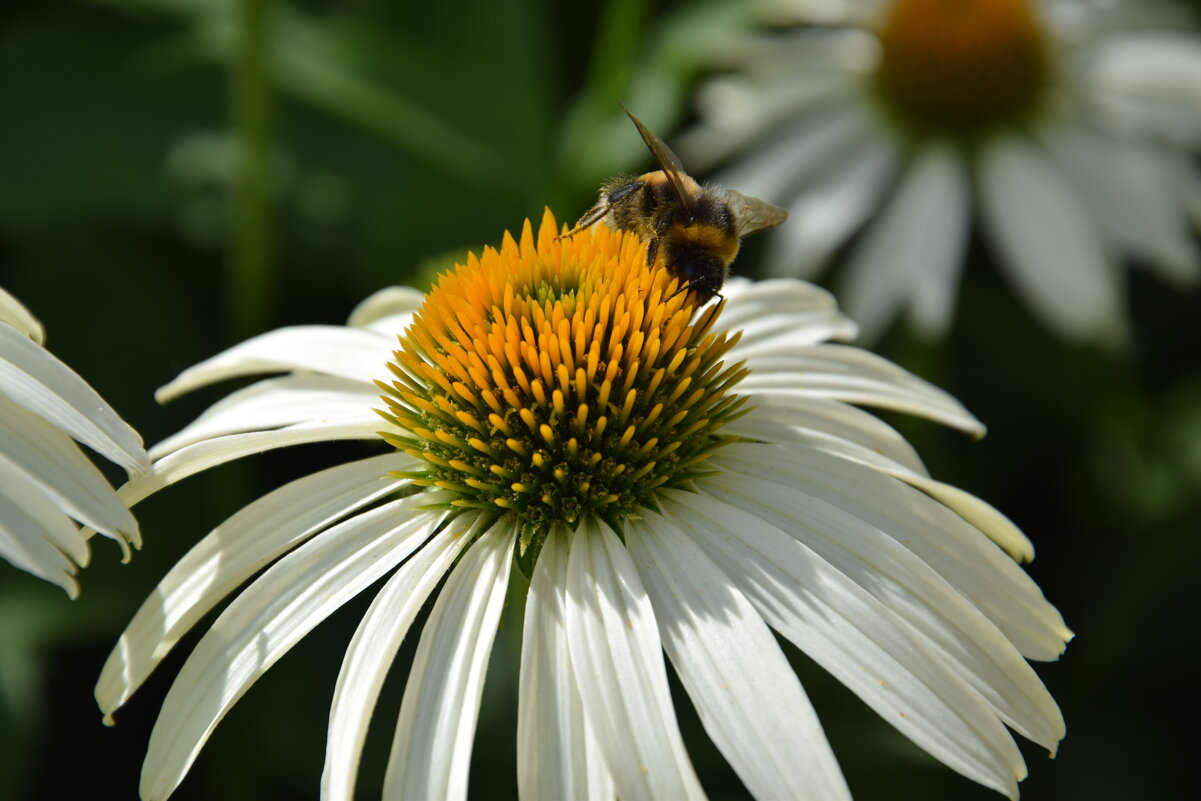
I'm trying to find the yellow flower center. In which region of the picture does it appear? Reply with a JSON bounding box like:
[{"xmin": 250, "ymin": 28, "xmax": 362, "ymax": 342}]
[
  {"xmin": 378, "ymin": 210, "xmax": 747, "ymax": 572},
  {"xmin": 872, "ymin": 0, "xmax": 1052, "ymax": 141}
]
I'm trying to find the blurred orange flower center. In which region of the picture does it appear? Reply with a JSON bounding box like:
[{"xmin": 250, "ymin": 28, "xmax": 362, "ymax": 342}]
[{"xmin": 872, "ymin": 0, "xmax": 1051, "ymax": 140}]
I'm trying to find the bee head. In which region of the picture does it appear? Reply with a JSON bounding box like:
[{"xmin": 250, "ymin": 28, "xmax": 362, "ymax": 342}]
[{"xmin": 668, "ymin": 245, "xmax": 728, "ymax": 302}]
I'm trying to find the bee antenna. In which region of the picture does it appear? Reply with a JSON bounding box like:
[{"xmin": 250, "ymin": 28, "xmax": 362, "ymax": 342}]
[{"xmin": 667, "ymin": 279, "xmax": 699, "ymax": 302}]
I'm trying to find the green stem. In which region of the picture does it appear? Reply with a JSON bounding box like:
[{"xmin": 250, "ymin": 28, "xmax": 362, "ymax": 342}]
[{"xmin": 229, "ymin": 0, "xmax": 273, "ymax": 341}]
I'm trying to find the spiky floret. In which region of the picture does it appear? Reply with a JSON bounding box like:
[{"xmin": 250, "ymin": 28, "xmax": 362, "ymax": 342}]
[{"xmin": 377, "ymin": 209, "xmax": 749, "ymax": 572}]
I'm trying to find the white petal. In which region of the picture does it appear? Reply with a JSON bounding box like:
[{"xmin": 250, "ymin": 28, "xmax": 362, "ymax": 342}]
[
  {"xmin": 346, "ymin": 286, "xmax": 425, "ymax": 332},
  {"xmin": 1164, "ymin": 150, "xmax": 1201, "ymax": 228},
  {"xmin": 564, "ymin": 518, "xmax": 706, "ymax": 801},
  {"xmin": 150, "ymin": 375, "xmax": 380, "ymax": 460},
  {"xmin": 738, "ymin": 343, "xmax": 985, "ymax": 436},
  {"xmin": 715, "ymin": 443, "xmax": 1072, "ymax": 660},
  {"xmin": 890, "ymin": 472, "xmax": 1035, "ymax": 564},
  {"xmin": 679, "ymin": 30, "xmax": 875, "ymax": 167},
  {"xmin": 840, "ymin": 147, "xmax": 970, "ymax": 341},
  {"xmin": 0, "ymin": 286, "xmax": 44, "ymax": 343},
  {"xmin": 0, "ymin": 324, "xmax": 148, "ymax": 472},
  {"xmin": 155, "ymin": 325, "xmax": 394, "ymax": 403},
  {"xmin": 119, "ymin": 417, "xmax": 383, "ymax": 510},
  {"xmin": 0, "ymin": 393, "xmax": 138, "ymax": 545},
  {"xmin": 681, "ymin": 71, "xmax": 863, "ymax": 169},
  {"xmin": 979, "ymin": 137, "xmax": 1123, "ymax": 342},
  {"xmin": 729, "ymin": 401, "xmax": 1032, "ymax": 561},
  {"xmin": 764, "ymin": 132, "xmax": 898, "ymax": 279},
  {"xmin": 139, "ymin": 496, "xmax": 444, "ymax": 801},
  {"xmin": 706, "ymin": 469, "xmax": 1064, "ymax": 752},
  {"xmin": 662, "ymin": 489, "xmax": 1026, "ymax": 798},
  {"xmin": 712, "ymin": 100, "xmax": 868, "ymax": 204},
  {"xmin": 382, "ymin": 520, "xmax": 515, "ymax": 801},
  {"xmin": 1042, "ymin": 126, "xmax": 1199, "ymax": 284},
  {"xmin": 1088, "ymin": 32, "xmax": 1201, "ymax": 143},
  {"xmin": 727, "ymin": 394, "xmax": 928, "ymax": 476},
  {"xmin": 721, "ymin": 280, "xmax": 859, "ymax": 351},
  {"xmin": 721, "ymin": 277, "xmax": 847, "ymax": 323},
  {"xmin": 518, "ymin": 526, "xmax": 615, "ymax": 801},
  {"xmin": 97, "ymin": 453, "xmax": 411, "ymax": 717},
  {"xmin": 628, "ymin": 513, "xmax": 852, "ymax": 801},
  {"xmin": 0, "ymin": 456, "xmax": 89, "ymax": 564},
  {"xmin": 0, "ymin": 464, "xmax": 82, "ymax": 596},
  {"xmin": 322, "ymin": 516, "xmax": 476, "ymax": 801}
]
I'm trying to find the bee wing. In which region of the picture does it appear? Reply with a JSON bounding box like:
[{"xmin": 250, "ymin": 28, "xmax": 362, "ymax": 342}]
[
  {"xmin": 724, "ymin": 189, "xmax": 789, "ymax": 238},
  {"xmin": 622, "ymin": 104, "xmax": 696, "ymax": 218}
]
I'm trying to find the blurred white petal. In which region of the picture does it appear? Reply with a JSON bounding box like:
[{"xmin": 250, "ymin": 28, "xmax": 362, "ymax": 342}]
[
  {"xmin": 1043, "ymin": 126, "xmax": 1199, "ymax": 283},
  {"xmin": 840, "ymin": 147, "xmax": 970, "ymax": 341},
  {"xmin": 979, "ymin": 137, "xmax": 1123, "ymax": 342},
  {"xmin": 765, "ymin": 140, "xmax": 898, "ymax": 279},
  {"xmin": 1089, "ymin": 32, "xmax": 1201, "ymax": 143}
]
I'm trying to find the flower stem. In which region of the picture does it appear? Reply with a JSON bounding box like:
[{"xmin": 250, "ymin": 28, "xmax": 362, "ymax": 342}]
[{"xmin": 229, "ymin": 0, "xmax": 273, "ymax": 340}]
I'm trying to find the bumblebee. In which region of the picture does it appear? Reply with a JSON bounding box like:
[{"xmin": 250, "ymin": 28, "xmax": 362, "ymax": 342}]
[{"xmin": 561, "ymin": 106, "xmax": 788, "ymax": 302}]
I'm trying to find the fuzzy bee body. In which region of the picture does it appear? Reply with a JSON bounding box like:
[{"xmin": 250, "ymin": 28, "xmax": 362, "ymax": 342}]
[{"xmin": 563, "ymin": 108, "xmax": 788, "ymax": 303}]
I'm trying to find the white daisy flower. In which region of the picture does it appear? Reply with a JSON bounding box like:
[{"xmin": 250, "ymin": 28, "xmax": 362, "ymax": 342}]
[
  {"xmin": 677, "ymin": 0, "xmax": 1201, "ymax": 343},
  {"xmin": 1, "ymin": 285, "xmax": 148, "ymax": 596},
  {"xmin": 99, "ymin": 211, "xmax": 1070, "ymax": 800}
]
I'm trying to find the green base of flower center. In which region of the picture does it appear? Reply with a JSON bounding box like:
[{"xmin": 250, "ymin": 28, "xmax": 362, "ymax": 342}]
[{"xmin": 872, "ymin": 0, "xmax": 1051, "ymax": 141}]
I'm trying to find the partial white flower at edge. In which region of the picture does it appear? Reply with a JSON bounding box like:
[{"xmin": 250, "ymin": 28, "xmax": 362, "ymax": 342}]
[
  {"xmin": 0, "ymin": 285, "xmax": 148, "ymax": 597},
  {"xmin": 95, "ymin": 214, "xmax": 1071, "ymax": 801},
  {"xmin": 677, "ymin": 0, "xmax": 1201, "ymax": 344}
]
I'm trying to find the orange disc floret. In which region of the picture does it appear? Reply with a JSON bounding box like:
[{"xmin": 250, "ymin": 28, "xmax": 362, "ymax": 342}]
[{"xmin": 377, "ymin": 209, "xmax": 749, "ymax": 569}]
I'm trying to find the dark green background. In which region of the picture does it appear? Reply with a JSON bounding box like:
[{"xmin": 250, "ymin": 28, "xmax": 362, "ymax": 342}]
[{"xmin": 1, "ymin": 1, "xmax": 1198, "ymax": 799}]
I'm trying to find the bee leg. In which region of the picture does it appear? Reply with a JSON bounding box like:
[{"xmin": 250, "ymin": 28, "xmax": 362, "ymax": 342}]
[
  {"xmin": 557, "ymin": 180, "xmax": 648, "ymax": 241},
  {"xmin": 644, "ymin": 236, "xmax": 660, "ymax": 266},
  {"xmin": 556, "ymin": 203, "xmax": 609, "ymax": 240}
]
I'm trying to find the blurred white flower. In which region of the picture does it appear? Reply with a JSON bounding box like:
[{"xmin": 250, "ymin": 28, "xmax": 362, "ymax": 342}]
[
  {"xmin": 0, "ymin": 286, "xmax": 148, "ymax": 596},
  {"xmin": 99, "ymin": 213, "xmax": 1069, "ymax": 800},
  {"xmin": 678, "ymin": 0, "xmax": 1201, "ymax": 343}
]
